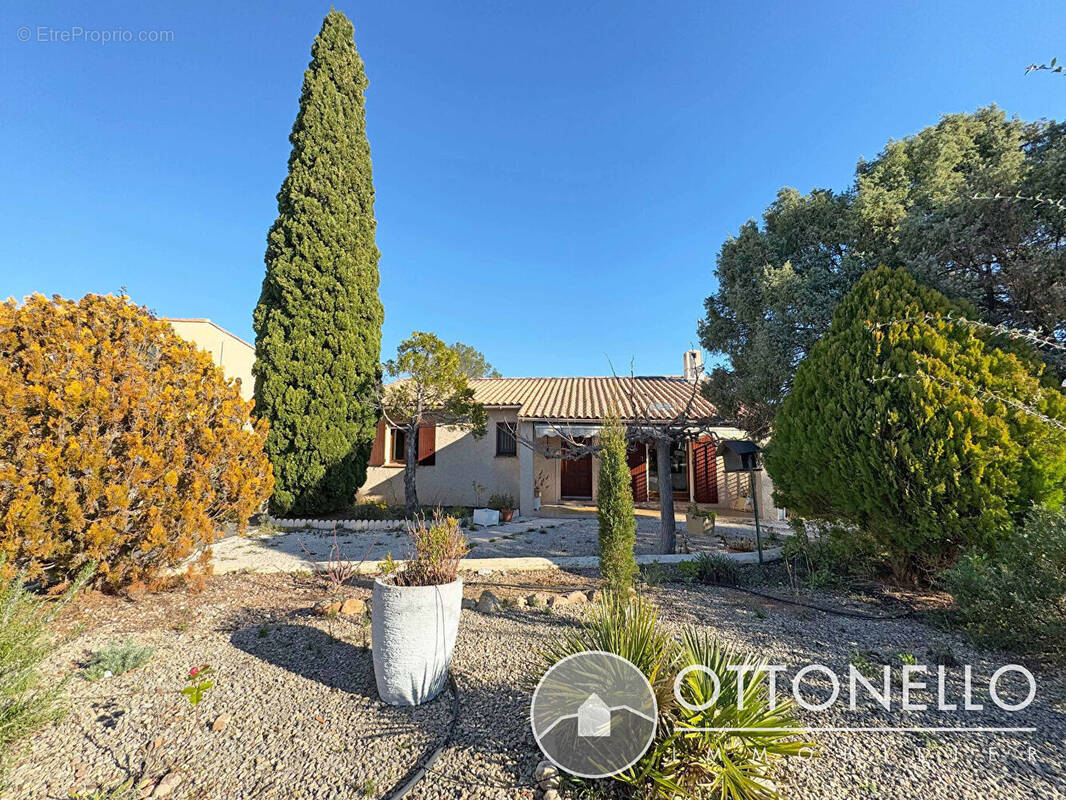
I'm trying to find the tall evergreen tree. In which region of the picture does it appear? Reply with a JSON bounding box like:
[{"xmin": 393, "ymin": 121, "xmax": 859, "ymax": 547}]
[{"xmin": 253, "ymin": 10, "xmax": 383, "ymax": 515}]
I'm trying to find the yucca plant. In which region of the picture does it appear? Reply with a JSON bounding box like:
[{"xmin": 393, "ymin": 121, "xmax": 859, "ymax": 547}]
[
  {"xmin": 620, "ymin": 628, "xmax": 814, "ymax": 800},
  {"xmin": 537, "ymin": 591, "xmax": 677, "ymax": 712}
]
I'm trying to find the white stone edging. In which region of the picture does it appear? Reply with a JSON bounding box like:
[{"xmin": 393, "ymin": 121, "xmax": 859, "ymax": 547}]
[{"xmin": 266, "ymin": 516, "xmax": 408, "ymax": 532}]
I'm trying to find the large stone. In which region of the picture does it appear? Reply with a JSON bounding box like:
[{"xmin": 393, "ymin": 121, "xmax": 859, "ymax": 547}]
[
  {"xmin": 461, "ymin": 597, "xmax": 477, "ymax": 610},
  {"xmin": 340, "ymin": 597, "xmax": 366, "ymax": 615},
  {"xmin": 526, "ymin": 593, "xmax": 550, "ymax": 609},
  {"xmin": 585, "ymin": 588, "xmax": 601, "ymax": 603},
  {"xmin": 151, "ymin": 772, "xmax": 181, "ymax": 798},
  {"xmin": 313, "ymin": 600, "xmax": 342, "ymax": 616},
  {"xmin": 565, "ymin": 591, "xmax": 588, "ymax": 605},
  {"xmin": 477, "ymin": 590, "xmax": 501, "ymax": 613},
  {"xmin": 533, "ymin": 761, "xmax": 558, "ymax": 782},
  {"xmin": 547, "ymin": 594, "xmax": 568, "ymax": 608}
]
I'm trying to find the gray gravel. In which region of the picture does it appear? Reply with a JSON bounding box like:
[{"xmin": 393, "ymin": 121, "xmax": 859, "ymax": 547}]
[{"xmin": 8, "ymin": 572, "xmax": 1064, "ymax": 800}]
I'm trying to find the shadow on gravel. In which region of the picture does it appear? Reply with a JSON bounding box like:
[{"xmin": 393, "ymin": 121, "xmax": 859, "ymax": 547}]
[{"xmin": 230, "ymin": 621, "xmax": 377, "ymax": 699}]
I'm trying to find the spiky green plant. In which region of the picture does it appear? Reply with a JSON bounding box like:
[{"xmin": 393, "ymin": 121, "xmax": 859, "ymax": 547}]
[
  {"xmin": 622, "ymin": 628, "xmax": 814, "ymax": 800},
  {"xmin": 82, "ymin": 640, "xmax": 153, "ymax": 681},
  {"xmin": 0, "ymin": 562, "xmax": 92, "ymax": 780}
]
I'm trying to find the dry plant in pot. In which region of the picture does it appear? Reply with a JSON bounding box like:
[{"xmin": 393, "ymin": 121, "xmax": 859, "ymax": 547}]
[{"xmin": 371, "ymin": 510, "xmax": 469, "ymax": 705}]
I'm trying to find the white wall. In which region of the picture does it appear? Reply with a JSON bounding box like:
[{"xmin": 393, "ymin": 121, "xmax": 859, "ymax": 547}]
[{"xmin": 358, "ymin": 410, "xmax": 521, "ymax": 508}]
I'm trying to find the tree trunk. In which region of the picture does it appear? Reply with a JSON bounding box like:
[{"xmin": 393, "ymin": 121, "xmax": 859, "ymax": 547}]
[
  {"xmin": 656, "ymin": 437, "xmax": 676, "ymax": 554},
  {"xmin": 403, "ymin": 424, "xmax": 419, "ymax": 517}
]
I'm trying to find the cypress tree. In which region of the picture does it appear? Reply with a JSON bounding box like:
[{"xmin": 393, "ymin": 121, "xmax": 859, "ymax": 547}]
[
  {"xmin": 597, "ymin": 413, "xmax": 638, "ymax": 592},
  {"xmin": 253, "ymin": 10, "xmax": 383, "ymax": 516}
]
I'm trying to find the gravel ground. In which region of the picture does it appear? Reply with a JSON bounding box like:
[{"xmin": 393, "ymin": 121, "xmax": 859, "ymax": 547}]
[
  {"xmin": 208, "ymin": 515, "xmax": 791, "ymax": 573},
  {"xmin": 9, "ymin": 571, "xmax": 1064, "ymax": 800}
]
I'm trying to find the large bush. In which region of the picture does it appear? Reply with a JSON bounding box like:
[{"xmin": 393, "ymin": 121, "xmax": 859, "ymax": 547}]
[
  {"xmin": 765, "ymin": 267, "xmax": 1066, "ymax": 580},
  {"xmin": 943, "ymin": 506, "xmax": 1066, "ymax": 655},
  {"xmin": 0, "ymin": 294, "xmax": 273, "ymax": 590},
  {"xmin": 596, "ymin": 413, "xmax": 638, "ymax": 592}
]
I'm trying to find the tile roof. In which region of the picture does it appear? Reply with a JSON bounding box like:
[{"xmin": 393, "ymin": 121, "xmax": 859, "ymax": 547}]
[{"xmin": 468, "ymin": 377, "xmax": 721, "ymax": 422}]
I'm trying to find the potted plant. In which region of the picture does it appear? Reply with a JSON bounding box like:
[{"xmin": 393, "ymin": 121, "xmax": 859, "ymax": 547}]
[
  {"xmin": 372, "ymin": 510, "xmax": 469, "ymax": 706},
  {"xmin": 533, "ymin": 471, "xmax": 550, "ymax": 512},
  {"xmin": 488, "ymin": 492, "xmax": 516, "ymax": 523},
  {"xmin": 685, "ymin": 503, "xmax": 716, "ymax": 537}
]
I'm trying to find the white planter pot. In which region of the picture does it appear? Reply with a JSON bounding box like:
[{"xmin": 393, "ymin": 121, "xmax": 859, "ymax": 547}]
[{"xmin": 371, "ymin": 577, "xmax": 462, "ymax": 706}]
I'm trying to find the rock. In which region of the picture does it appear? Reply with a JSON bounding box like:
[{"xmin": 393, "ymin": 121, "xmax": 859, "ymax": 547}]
[
  {"xmin": 313, "ymin": 600, "xmax": 342, "ymax": 616},
  {"xmin": 151, "ymin": 772, "xmax": 181, "ymax": 798},
  {"xmin": 526, "ymin": 593, "xmax": 550, "ymax": 609},
  {"xmin": 534, "ymin": 761, "xmax": 558, "ymax": 782},
  {"xmin": 340, "ymin": 597, "xmax": 366, "ymax": 615},
  {"xmin": 210, "ymin": 713, "xmax": 231, "ymax": 732},
  {"xmin": 565, "ymin": 591, "xmax": 588, "ymax": 605},
  {"xmin": 547, "ymin": 594, "xmax": 568, "ymax": 608},
  {"xmin": 585, "ymin": 588, "xmax": 601, "ymax": 603},
  {"xmin": 477, "ymin": 590, "xmax": 501, "ymax": 613},
  {"xmin": 541, "ymin": 790, "xmax": 561, "ymax": 800},
  {"xmin": 461, "ymin": 598, "xmax": 477, "ymax": 610}
]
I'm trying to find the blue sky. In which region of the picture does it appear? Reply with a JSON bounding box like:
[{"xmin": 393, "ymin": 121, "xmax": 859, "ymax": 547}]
[{"xmin": 1, "ymin": 1, "xmax": 1061, "ymax": 376}]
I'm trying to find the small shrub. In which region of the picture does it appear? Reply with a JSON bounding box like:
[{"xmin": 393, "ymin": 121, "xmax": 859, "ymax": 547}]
[
  {"xmin": 0, "ymin": 563, "xmax": 91, "ymax": 778},
  {"xmin": 0, "ymin": 294, "xmax": 273, "ymax": 591},
  {"xmin": 82, "ymin": 640, "xmax": 153, "ymax": 681},
  {"xmin": 927, "ymin": 642, "xmax": 958, "ymax": 667},
  {"xmin": 640, "ymin": 561, "xmax": 666, "ymax": 588},
  {"xmin": 596, "ymin": 413, "xmax": 638, "ymax": 592},
  {"xmin": 349, "ymin": 502, "xmax": 396, "ymax": 521},
  {"xmin": 694, "ymin": 552, "xmax": 740, "ymax": 586},
  {"xmin": 676, "ymin": 560, "xmax": 700, "ymax": 584},
  {"xmin": 181, "ymin": 664, "xmax": 215, "ymax": 706},
  {"xmin": 782, "ymin": 521, "xmax": 885, "ymax": 586},
  {"xmin": 391, "ymin": 511, "xmax": 468, "ymax": 586},
  {"xmin": 487, "ymin": 493, "xmax": 515, "ymax": 511},
  {"xmin": 941, "ymin": 505, "xmax": 1066, "ymax": 655}
]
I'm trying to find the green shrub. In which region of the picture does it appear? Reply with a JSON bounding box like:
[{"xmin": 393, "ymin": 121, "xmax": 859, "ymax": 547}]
[
  {"xmin": 694, "ymin": 552, "xmax": 740, "ymax": 586},
  {"xmin": 596, "ymin": 413, "xmax": 638, "ymax": 592},
  {"xmin": 676, "ymin": 560, "xmax": 700, "ymax": 584},
  {"xmin": 539, "ymin": 595, "xmax": 812, "ymax": 800},
  {"xmin": 82, "ymin": 640, "xmax": 153, "ymax": 681},
  {"xmin": 765, "ymin": 267, "xmax": 1066, "ymax": 581},
  {"xmin": 781, "ymin": 521, "xmax": 885, "ymax": 585},
  {"xmin": 942, "ymin": 506, "xmax": 1066, "ymax": 655},
  {"xmin": 487, "ymin": 493, "xmax": 515, "ymax": 511},
  {"xmin": 0, "ymin": 563, "xmax": 91, "ymax": 779}
]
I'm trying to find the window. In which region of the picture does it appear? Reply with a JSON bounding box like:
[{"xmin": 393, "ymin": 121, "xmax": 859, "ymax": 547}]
[
  {"xmin": 496, "ymin": 421, "xmax": 517, "ymax": 456},
  {"xmin": 391, "ymin": 428, "xmax": 407, "ymax": 463}
]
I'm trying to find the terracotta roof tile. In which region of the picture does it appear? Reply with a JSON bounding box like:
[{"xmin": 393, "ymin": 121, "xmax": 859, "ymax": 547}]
[{"xmin": 468, "ymin": 377, "xmax": 720, "ymax": 422}]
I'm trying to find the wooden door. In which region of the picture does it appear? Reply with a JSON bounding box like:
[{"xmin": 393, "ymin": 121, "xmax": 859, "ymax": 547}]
[{"xmin": 560, "ymin": 439, "xmax": 593, "ymax": 498}]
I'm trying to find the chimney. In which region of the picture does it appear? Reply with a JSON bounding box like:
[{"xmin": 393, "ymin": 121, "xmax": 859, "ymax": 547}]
[{"xmin": 683, "ymin": 349, "xmax": 703, "ymax": 382}]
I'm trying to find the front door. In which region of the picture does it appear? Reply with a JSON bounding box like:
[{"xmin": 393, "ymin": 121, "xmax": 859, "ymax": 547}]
[{"xmin": 560, "ymin": 438, "xmax": 593, "ymax": 498}]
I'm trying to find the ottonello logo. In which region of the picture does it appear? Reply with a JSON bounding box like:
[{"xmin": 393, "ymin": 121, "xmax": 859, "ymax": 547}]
[{"xmin": 530, "ymin": 651, "xmax": 657, "ymax": 778}]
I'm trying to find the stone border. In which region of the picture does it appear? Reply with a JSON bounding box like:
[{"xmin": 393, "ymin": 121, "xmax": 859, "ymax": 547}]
[{"xmin": 267, "ymin": 516, "xmax": 408, "ymax": 531}]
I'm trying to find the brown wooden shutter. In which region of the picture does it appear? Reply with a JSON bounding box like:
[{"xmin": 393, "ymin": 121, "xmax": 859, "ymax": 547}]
[
  {"xmin": 369, "ymin": 419, "xmax": 386, "ymax": 466},
  {"xmin": 627, "ymin": 443, "xmax": 648, "ymax": 503},
  {"xmin": 418, "ymin": 423, "xmax": 436, "ymax": 466},
  {"xmin": 692, "ymin": 437, "xmax": 718, "ymax": 503}
]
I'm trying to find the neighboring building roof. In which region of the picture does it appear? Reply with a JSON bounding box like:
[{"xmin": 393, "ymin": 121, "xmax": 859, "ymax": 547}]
[
  {"xmin": 468, "ymin": 376, "xmax": 720, "ymax": 422},
  {"xmin": 162, "ymin": 318, "xmax": 254, "ymax": 351}
]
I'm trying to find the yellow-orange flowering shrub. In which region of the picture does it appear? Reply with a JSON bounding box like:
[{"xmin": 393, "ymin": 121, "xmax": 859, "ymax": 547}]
[{"xmin": 0, "ymin": 294, "xmax": 273, "ymax": 591}]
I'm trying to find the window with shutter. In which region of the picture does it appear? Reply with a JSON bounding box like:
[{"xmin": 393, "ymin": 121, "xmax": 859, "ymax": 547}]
[
  {"xmin": 496, "ymin": 421, "xmax": 517, "ymax": 456},
  {"xmin": 418, "ymin": 423, "xmax": 436, "ymax": 466},
  {"xmin": 369, "ymin": 419, "xmax": 386, "ymax": 466}
]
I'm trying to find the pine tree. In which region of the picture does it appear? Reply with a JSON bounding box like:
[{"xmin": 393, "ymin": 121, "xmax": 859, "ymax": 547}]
[
  {"xmin": 253, "ymin": 10, "xmax": 383, "ymax": 515},
  {"xmin": 765, "ymin": 267, "xmax": 1066, "ymax": 580},
  {"xmin": 597, "ymin": 413, "xmax": 638, "ymax": 592}
]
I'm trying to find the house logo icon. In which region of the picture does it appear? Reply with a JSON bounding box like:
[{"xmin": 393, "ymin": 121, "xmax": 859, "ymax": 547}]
[
  {"xmin": 577, "ymin": 693, "xmax": 611, "ymax": 737},
  {"xmin": 530, "ymin": 651, "xmax": 657, "ymax": 778}
]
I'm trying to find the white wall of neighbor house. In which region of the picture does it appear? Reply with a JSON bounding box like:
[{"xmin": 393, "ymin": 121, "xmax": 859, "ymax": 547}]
[{"xmin": 358, "ymin": 409, "xmax": 521, "ymax": 508}]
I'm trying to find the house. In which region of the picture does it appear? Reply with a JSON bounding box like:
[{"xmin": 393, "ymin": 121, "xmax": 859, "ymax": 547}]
[
  {"xmin": 359, "ymin": 352, "xmax": 779, "ymax": 518},
  {"xmin": 164, "ymin": 318, "xmax": 256, "ymax": 401}
]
